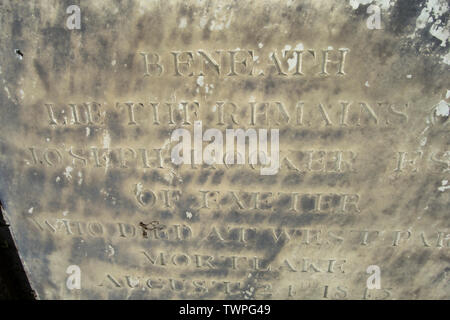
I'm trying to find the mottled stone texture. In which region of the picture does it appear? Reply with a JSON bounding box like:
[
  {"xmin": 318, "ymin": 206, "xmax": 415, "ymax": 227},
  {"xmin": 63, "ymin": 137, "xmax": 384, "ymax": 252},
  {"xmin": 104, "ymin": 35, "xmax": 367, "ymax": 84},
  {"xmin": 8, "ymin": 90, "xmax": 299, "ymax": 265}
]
[{"xmin": 0, "ymin": 0, "xmax": 448, "ymax": 299}]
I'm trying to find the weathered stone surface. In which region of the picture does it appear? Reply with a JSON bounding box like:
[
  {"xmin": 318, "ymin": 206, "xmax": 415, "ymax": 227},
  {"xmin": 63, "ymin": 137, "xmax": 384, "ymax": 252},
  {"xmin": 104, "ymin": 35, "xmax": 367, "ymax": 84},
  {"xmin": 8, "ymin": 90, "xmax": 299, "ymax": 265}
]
[{"xmin": 0, "ymin": 0, "xmax": 448, "ymax": 299}]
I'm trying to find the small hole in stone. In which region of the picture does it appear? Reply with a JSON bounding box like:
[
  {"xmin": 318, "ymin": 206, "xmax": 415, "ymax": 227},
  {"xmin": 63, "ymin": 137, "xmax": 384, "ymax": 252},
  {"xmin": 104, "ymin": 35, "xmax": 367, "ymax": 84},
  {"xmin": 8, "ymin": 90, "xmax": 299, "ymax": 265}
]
[{"xmin": 14, "ymin": 49, "xmax": 23, "ymax": 60}]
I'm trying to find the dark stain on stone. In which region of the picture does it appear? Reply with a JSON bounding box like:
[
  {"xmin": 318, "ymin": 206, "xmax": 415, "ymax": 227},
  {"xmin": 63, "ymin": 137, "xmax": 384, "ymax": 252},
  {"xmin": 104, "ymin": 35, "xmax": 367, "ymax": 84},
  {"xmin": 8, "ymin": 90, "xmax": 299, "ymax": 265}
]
[
  {"xmin": 33, "ymin": 60, "xmax": 50, "ymax": 92},
  {"xmin": 244, "ymin": 80, "xmax": 256, "ymax": 91},
  {"xmin": 181, "ymin": 32, "xmax": 192, "ymax": 45},
  {"xmin": 211, "ymin": 170, "xmax": 224, "ymax": 185},
  {"xmin": 389, "ymin": 0, "xmax": 423, "ymax": 35},
  {"xmin": 283, "ymin": 174, "xmax": 303, "ymax": 186},
  {"xmin": 197, "ymin": 170, "xmax": 210, "ymax": 184},
  {"xmin": 264, "ymin": 78, "xmax": 276, "ymax": 95}
]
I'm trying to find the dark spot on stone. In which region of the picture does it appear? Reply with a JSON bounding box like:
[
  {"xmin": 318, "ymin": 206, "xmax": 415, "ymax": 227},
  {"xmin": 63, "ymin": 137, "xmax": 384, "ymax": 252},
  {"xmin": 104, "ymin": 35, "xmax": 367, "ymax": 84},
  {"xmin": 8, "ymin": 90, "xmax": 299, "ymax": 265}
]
[
  {"xmin": 283, "ymin": 174, "xmax": 303, "ymax": 186},
  {"xmin": 33, "ymin": 60, "xmax": 50, "ymax": 92},
  {"xmin": 181, "ymin": 173, "xmax": 193, "ymax": 185},
  {"xmin": 389, "ymin": 0, "xmax": 423, "ymax": 35},
  {"xmin": 301, "ymin": 196, "xmax": 315, "ymax": 212},
  {"xmin": 197, "ymin": 170, "xmax": 210, "ymax": 184},
  {"xmin": 212, "ymin": 170, "xmax": 224, "ymax": 185},
  {"xmin": 14, "ymin": 49, "xmax": 23, "ymax": 59},
  {"xmin": 244, "ymin": 80, "xmax": 256, "ymax": 91},
  {"xmin": 264, "ymin": 78, "xmax": 276, "ymax": 94},
  {"xmin": 181, "ymin": 32, "xmax": 192, "ymax": 45}
]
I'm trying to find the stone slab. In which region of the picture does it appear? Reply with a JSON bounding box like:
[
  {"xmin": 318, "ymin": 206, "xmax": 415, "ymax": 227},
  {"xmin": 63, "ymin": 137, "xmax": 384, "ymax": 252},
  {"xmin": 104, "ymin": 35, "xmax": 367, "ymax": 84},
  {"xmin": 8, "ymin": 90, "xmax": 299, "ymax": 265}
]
[{"xmin": 0, "ymin": 0, "xmax": 448, "ymax": 299}]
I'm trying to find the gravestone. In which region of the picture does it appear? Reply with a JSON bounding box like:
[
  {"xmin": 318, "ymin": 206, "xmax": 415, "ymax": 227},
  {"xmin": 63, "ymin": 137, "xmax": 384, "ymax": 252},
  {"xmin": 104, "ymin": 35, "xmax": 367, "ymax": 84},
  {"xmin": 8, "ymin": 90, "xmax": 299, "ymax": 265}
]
[{"xmin": 0, "ymin": 0, "xmax": 448, "ymax": 299}]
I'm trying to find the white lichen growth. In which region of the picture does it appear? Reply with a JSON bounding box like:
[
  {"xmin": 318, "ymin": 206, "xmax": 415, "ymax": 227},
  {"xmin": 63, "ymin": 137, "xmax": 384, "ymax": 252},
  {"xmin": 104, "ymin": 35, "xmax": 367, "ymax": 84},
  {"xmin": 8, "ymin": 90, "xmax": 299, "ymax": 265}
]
[
  {"xmin": 63, "ymin": 166, "xmax": 73, "ymax": 180},
  {"xmin": 438, "ymin": 179, "xmax": 449, "ymax": 192}
]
